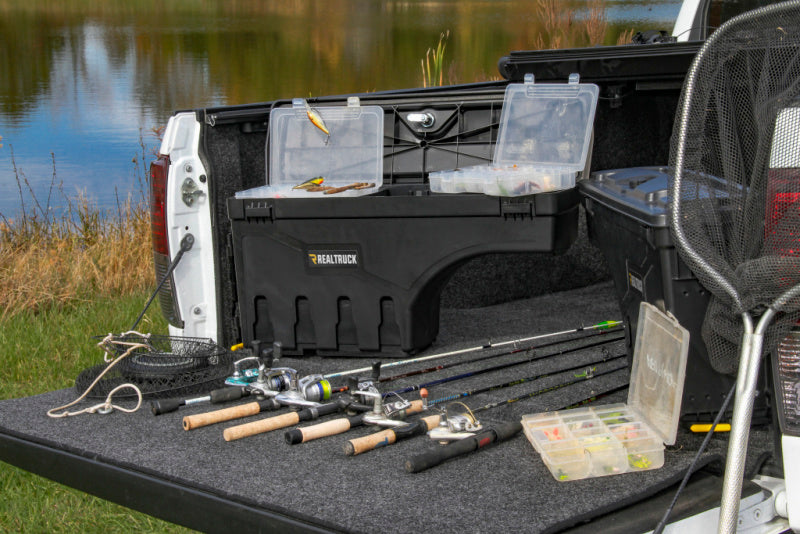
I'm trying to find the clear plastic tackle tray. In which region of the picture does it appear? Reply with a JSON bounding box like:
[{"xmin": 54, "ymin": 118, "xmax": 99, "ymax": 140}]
[
  {"xmin": 521, "ymin": 303, "xmax": 689, "ymax": 481},
  {"xmin": 237, "ymin": 96, "xmax": 383, "ymax": 199},
  {"xmin": 429, "ymin": 73, "xmax": 598, "ymax": 197}
]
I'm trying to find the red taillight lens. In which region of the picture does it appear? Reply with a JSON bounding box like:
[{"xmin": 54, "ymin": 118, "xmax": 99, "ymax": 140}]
[
  {"xmin": 150, "ymin": 155, "xmax": 170, "ymax": 256},
  {"xmin": 768, "ymin": 167, "xmax": 800, "ymax": 436},
  {"xmin": 149, "ymin": 154, "xmax": 183, "ymax": 328}
]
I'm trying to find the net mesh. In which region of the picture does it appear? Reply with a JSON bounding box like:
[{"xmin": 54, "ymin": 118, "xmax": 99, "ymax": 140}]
[
  {"xmin": 669, "ymin": 1, "xmax": 800, "ymax": 374},
  {"xmin": 75, "ymin": 333, "xmax": 235, "ymax": 399}
]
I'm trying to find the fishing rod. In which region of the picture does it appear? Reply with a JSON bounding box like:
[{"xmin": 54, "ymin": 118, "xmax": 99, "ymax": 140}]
[
  {"xmin": 284, "ymin": 352, "xmax": 626, "ymax": 446},
  {"xmin": 370, "ymin": 326, "xmax": 620, "ymax": 389},
  {"xmin": 344, "ymin": 356, "xmax": 628, "ymax": 455},
  {"xmin": 382, "ymin": 332, "xmax": 624, "ymax": 398},
  {"xmin": 188, "ymin": 327, "xmax": 622, "ymax": 431},
  {"xmin": 324, "ymin": 320, "xmax": 622, "ymax": 379},
  {"xmin": 404, "ymin": 382, "xmax": 630, "ymax": 473},
  {"xmin": 221, "ymin": 333, "xmax": 623, "ymax": 440}
]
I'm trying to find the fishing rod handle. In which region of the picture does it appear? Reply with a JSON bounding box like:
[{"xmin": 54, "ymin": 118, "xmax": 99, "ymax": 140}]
[
  {"xmin": 405, "ymin": 420, "xmax": 522, "ymax": 473},
  {"xmin": 223, "ymin": 411, "xmax": 301, "ymax": 442},
  {"xmin": 209, "ymin": 386, "xmax": 249, "ymax": 404},
  {"xmin": 183, "ymin": 401, "xmax": 261, "ymax": 430},
  {"xmin": 222, "ymin": 401, "xmax": 343, "ymax": 441},
  {"xmin": 344, "ymin": 414, "xmax": 441, "ymax": 456},
  {"xmin": 182, "ymin": 398, "xmax": 278, "ymax": 431},
  {"xmin": 285, "ymin": 415, "xmax": 363, "ymax": 445}
]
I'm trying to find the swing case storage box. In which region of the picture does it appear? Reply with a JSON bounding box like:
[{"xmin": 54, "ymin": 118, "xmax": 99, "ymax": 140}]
[
  {"xmin": 227, "ymin": 190, "xmax": 580, "ymax": 356},
  {"xmin": 227, "ymin": 83, "xmax": 594, "ymax": 356},
  {"xmin": 578, "ymin": 167, "xmax": 768, "ymax": 422}
]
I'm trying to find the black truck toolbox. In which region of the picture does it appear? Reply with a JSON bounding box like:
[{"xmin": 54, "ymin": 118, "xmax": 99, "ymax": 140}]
[
  {"xmin": 579, "ymin": 167, "xmax": 767, "ymax": 422},
  {"xmin": 228, "ymin": 187, "xmax": 580, "ymax": 356}
]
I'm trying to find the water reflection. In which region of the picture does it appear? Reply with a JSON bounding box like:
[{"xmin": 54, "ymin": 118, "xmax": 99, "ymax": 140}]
[{"xmin": 0, "ymin": 0, "xmax": 681, "ymax": 217}]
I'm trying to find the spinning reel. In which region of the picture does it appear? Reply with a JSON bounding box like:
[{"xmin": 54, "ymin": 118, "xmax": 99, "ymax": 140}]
[{"xmin": 428, "ymin": 402, "xmax": 483, "ymax": 443}]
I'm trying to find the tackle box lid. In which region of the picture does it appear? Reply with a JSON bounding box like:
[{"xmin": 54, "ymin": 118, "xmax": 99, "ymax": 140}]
[
  {"xmin": 239, "ymin": 96, "xmax": 384, "ymax": 199},
  {"xmin": 626, "ymin": 301, "xmax": 690, "ymax": 446},
  {"xmin": 429, "ymin": 73, "xmax": 598, "ymax": 197},
  {"xmin": 493, "ymin": 73, "xmax": 598, "ymax": 169}
]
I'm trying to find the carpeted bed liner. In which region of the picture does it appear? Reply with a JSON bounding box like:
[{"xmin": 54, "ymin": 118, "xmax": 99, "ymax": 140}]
[{"xmin": 0, "ymin": 282, "xmax": 775, "ymax": 533}]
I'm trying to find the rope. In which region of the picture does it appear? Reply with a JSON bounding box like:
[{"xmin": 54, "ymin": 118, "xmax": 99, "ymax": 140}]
[{"xmin": 46, "ymin": 332, "xmax": 151, "ymax": 418}]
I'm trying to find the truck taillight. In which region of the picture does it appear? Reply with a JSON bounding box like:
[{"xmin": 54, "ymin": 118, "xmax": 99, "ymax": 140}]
[
  {"xmin": 771, "ymin": 167, "xmax": 800, "ymax": 437},
  {"xmin": 149, "ymin": 154, "xmax": 183, "ymax": 328},
  {"xmin": 767, "ymin": 105, "xmax": 800, "ymax": 438},
  {"xmin": 150, "ymin": 155, "xmax": 170, "ymax": 256},
  {"xmin": 776, "ymin": 326, "xmax": 800, "ymax": 437}
]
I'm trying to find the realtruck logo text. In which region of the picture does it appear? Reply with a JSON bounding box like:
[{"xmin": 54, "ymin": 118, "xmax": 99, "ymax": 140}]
[{"xmin": 307, "ymin": 249, "xmax": 359, "ymax": 268}]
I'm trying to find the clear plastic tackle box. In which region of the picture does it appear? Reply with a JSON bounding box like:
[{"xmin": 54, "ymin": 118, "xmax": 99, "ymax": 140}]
[
  {"xmin": 521, "ymin": 303, "xmax": 689, "ymax": 481},
  {"xmin": 429, "ymin": 73, "xmax": 599, "ymax": 196},
  {"xmin": 237, "ymin": 96, "xmax": 384, "ymax": 199}
]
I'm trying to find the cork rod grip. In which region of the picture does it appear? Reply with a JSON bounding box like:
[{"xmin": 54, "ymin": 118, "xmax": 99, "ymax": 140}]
[
  {"xmin": 293, "ymin": 417, "xmax": 354, "ymax": 443},
  {"xmin": 344, "ymin": 414, "xmax": 441, "ymax": 456},
  {"xmin": 182, "ymin": 402, "xmax": 260, "ymax": 431},
  {"xmin": 344, "ymin": 428, "xmax": 397, "ymax": 456},
  {"xmin": 404, "ymin": 399, "xmax": 425, "ymax": 415},
  {"xmin": 223, "ymin": 411, "xmax": 301, "ymax": 442}
]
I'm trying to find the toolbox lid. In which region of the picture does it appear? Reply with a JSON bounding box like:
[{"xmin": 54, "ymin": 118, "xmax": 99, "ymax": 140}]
[
  {"xmin": 245, "ymin": 96, "xmax": 383, "ymax": 198},
  {"xmin": 494, "ymin": 73, "xmax": 598, "ymax": 169},
  {"xmin": 628, "ymin": 302, "xmax": 690, "ymax": 446},
  {"xmin": 579, "ymin": 167, "xmax": 672, "ymax": 227}
]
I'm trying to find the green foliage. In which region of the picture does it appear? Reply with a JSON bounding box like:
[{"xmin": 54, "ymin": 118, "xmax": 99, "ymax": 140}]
[{"xmin": 0, "ymin": 291, "xmax": 167, "ymax": 400}]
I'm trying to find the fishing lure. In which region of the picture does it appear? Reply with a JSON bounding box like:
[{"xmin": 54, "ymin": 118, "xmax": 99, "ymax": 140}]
[
  {"xmin": 293, "ymin": 177, "xmax": 325, "ymax": 190},
  {"xmin": 304, "ymin": 100, "xmax": 330, "ymax": 141}
]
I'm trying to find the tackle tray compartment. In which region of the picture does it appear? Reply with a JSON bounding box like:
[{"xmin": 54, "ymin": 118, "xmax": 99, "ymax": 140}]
[
  {"xmin": 579, "ymin": 167, "xmax": 769, "ymax": 422},
  {"xmin": 428, "ymin": 74, "xmax": 598, "ymax": 197},
  {"xmin": 522, "ymin": 303, "xmax": 689, "ymax": 481},
  {"xmin": 227, "ymin": 186, "xmax": 580, "ymax": 356},
  {"xmin": 237, "ymin": 96, "xmax": 384, "ymax": 198}
]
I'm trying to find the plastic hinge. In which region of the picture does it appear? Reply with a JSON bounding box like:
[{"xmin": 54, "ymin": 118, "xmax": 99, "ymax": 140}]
[
  {"xmin": 501, "ymin": 201, "xmax": 535, "ymax": 218},
  {"xmin": 244, "ymin": 202, "xmax": 273, "ymax": 220}
]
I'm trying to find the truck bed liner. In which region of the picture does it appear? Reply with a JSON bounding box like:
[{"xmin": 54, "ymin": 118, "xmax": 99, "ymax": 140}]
[{"xmin": 0, "ymin": 282, "xmax": 774, "ymax": 533}]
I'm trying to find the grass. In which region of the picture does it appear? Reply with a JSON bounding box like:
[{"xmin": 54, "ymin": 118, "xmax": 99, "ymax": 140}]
[
  {"xmin": 418, "ymin": 1, "xmax": 634, "ymax": 87},
  {"xmin": 0, "ymin": 135, "xmax": 194, "ymax": 531},
  {"xmin": 421, "ymin": 30, "xmax": 450, "ymax": 88},
  {"xmin": 0, "ymin": 292, "xmax": 193, "ymax": 533}
]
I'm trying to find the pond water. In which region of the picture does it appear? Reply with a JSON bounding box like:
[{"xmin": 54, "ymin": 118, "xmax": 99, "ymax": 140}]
[{"xmin": 0, "ymin": 0, "xmax": 682, "ymax": 218}]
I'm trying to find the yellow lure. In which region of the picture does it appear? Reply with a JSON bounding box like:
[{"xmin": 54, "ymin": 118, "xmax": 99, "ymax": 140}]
[
  {"xmin": 304, "ymin": 101, "xmax": 330, "ymax": 137},
  {"xmin": 293, "ymin": 177, "xmax": 325, "ymax": 190}
]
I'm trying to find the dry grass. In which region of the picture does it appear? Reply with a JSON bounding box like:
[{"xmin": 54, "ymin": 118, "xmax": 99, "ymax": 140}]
[
  {"xmin": 534, "ymin": 0, "xmax": 602, "ymax": 49},
  {"xmin": 0, "ymin": 147, "xmax": 153, "ymax": 322},
  {"xmin": 533, "ymin": 0, "xmax": 634, "ymax": 50}
]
